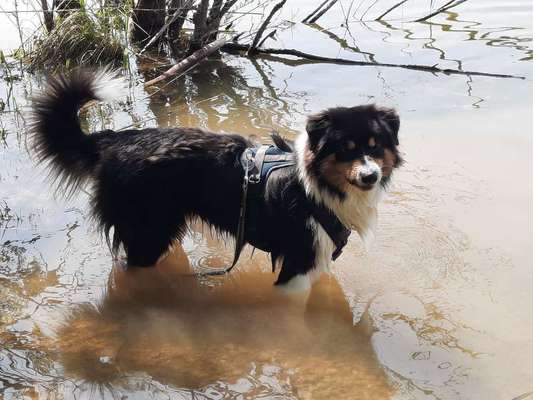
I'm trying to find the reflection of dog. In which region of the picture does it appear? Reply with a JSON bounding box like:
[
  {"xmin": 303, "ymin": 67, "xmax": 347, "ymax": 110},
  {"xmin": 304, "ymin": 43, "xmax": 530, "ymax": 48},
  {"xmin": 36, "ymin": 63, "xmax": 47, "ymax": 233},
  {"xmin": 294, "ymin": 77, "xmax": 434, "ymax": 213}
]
[{"xmin": 31, "ymin": 70, "xmax": 402, "ymax": 290}]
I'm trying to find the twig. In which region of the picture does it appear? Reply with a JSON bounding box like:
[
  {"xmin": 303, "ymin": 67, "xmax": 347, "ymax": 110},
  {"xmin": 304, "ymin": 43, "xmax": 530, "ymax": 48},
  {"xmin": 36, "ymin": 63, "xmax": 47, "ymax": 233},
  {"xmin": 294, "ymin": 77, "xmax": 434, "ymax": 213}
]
[
  {"xmin": 257, "ymin": 29, "xmax": 277, "ymax": 48},
  {"xmin": 221, "ymin": 42, "xmax": 526, "ymax": 80},
  {"xmin": 302, "ymin": 0, "xmax": 329, "ymax": 23},
  {"xmin": 414, "ymin": 0, "xmax": 467, "ymax": 22},
  {"xmin": 144, "ymin": 35, "xmax": 235, "ymax": 87},
  {"xmin": 361, "ymin": 0, "xmax": 379, "ymax": 20},
  {"xmin": 308, "ymin": 0, "xmax": 339, "ymax": 23},
  {"xmin": 248, "ymin": 0, "xmax": 286, "ymax": 54},
  {"xmin": 309, "ymin": 0, "xmax": 341, "ymax": 23},
  {"xmin": 376, "ymin": 0, "xmax": 409, "ymax": 20}
]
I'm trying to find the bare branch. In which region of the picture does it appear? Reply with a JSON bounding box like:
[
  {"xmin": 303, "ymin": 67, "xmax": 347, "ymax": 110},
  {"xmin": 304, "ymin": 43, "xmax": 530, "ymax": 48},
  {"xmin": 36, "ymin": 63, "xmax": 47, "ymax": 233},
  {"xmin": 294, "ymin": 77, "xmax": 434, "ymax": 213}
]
[
  {"xmin": 376, "ymin": 0, "xmax": 410, "ymax": 21},
  {"xmin": 257, "ymin": 29, "xmax": 277, "ymax": 48},
  {"xmin": 248, "ymin": 0, "xmax": 286, "ymax": 55},
  {"xmin": 302, "ymin": 0, "xmax": 329, "ymax": 23},
  {"xmin": 307, "ymin": 0, "xmax": 338, "ymax": 24},
  {"xmin": 414, "ymin": 0, "xmax": 468, "ymax": 23}
]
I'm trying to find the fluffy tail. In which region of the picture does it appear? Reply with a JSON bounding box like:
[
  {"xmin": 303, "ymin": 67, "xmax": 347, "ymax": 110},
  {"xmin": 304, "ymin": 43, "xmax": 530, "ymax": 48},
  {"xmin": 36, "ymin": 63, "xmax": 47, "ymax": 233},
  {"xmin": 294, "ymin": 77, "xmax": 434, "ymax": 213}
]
[{"xmin": 30, "ymin": 69, "xmax": 124, "ymax": 195}]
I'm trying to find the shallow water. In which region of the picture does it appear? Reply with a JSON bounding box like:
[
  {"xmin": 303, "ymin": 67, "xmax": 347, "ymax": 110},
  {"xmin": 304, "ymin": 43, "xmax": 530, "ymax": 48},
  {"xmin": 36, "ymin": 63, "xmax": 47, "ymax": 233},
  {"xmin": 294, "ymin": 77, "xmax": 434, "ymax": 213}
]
[{"xmin": 1, "ymin": 0, "xmax": 533, "ymax": 399}]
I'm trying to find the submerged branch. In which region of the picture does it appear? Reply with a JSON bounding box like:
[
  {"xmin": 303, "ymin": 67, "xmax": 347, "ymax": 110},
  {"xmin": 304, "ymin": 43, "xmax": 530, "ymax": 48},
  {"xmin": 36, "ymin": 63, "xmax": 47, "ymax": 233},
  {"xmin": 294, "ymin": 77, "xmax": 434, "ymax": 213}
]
[{"xmin": 223, "ymin": 42, "xmax": 525, "ymax": 80}]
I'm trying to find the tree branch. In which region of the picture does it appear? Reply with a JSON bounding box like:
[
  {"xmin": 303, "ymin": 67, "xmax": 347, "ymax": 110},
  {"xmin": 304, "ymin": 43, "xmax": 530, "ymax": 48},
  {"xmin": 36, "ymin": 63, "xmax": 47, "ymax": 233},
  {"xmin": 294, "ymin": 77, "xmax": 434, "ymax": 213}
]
[
  {"xmin": 221, "ymin": 42, "xmax": 525, "ymax": 80},
  {"xmin": 375, "ymin": 0, "xmax": 410, "ymax": 21},
  {"xmin": 248, "ymin": 0, "xmax": 286, "ymax": 54},
  {"xmin": 414, "ymin": 0, "xmax": 467, "ymax": 23},
  {"xmin": 307, "ymin": 0, "xmax": 338, "ymax": 24},
  {"xmin": 145, "ymin": 36, "xmax": 235, "ymax": 87},
  {"xmin": 302, "ymin": 0, "xmax": 329, "ymax": 23}
]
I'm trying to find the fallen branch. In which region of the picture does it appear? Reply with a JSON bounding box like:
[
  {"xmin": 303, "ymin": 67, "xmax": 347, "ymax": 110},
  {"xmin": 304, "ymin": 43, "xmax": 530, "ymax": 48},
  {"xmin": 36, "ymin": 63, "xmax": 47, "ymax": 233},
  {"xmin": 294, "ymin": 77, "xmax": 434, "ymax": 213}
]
[
  {"xmin": 221, "ymin": 42, "xmax": 525, "ymax": 80},
  {"xmin": 248, "ymin": 0, "xmax": 286, "ymax": 54},
  {"xmin": 144, "ymin": 36, "xmax": 233, "ymax": 87},
  {"xmin": 376, "ymin": 0, "xmax": 410, "ymax": 21},
  {"xmin": 307, "ymin": 0, "xmax": 338, "ymax": 23},
  {"xmin": 302, "ymin": 0, "xmax": 329, "ymax": 23},
  {"xmin": 414, "ymin": 0, "xmax": 467, "ymax": 22}
]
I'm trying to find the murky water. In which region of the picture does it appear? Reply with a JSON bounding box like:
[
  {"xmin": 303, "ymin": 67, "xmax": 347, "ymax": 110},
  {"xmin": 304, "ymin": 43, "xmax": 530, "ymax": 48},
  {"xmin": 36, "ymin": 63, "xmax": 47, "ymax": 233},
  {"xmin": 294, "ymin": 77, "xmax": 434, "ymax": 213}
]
[{"xmin": 1, "ymin": 0, "xmax": 533, "ymax": 399}]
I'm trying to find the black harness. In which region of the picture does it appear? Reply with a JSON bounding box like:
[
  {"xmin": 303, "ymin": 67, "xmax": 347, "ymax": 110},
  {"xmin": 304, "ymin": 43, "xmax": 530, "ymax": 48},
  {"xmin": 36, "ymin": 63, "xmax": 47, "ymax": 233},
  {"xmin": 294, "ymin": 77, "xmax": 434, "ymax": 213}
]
[{"xmin": 200, "ymin": 142, "xmax": 351, "ymax": 276}]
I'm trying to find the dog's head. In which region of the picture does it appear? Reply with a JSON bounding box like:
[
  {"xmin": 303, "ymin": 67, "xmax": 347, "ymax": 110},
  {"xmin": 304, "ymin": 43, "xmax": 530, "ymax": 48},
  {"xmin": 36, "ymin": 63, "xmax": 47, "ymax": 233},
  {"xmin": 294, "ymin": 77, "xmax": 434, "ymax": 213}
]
[{"xmin": 300, "ymin": 104, "xmax": 402, "ymax": 199}]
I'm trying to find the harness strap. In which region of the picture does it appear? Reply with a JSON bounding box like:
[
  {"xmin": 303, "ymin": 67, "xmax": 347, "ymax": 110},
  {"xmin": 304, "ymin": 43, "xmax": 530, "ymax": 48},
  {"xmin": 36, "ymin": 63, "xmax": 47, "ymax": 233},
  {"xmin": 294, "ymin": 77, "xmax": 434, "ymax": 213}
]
[
  {"xmin": 197, "ymin": 148, "xmax": 256, "ymax": 276},
  {"xmin": 197, "ymin": 143, "xmax": 350, "ymax": 276},
  {"xmin": 310, "ymin": 204, "xmax": 351, "ymax": 261}
]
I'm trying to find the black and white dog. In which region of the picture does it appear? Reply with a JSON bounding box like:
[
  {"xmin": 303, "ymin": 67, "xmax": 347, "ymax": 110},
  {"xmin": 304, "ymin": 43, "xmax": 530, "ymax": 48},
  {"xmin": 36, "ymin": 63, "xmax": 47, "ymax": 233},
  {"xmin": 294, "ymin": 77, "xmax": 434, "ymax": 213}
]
[{"xmin": 31, "ymin": 70, "xmax": 402, "ymax": 291}]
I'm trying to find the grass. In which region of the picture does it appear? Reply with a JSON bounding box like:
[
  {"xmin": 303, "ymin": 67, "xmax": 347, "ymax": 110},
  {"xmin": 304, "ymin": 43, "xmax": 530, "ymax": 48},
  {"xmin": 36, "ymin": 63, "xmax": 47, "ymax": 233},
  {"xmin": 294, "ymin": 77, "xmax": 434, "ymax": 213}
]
[{"xmin": 26, "ymin": 9, "xmax": 125, "ymax": 72}]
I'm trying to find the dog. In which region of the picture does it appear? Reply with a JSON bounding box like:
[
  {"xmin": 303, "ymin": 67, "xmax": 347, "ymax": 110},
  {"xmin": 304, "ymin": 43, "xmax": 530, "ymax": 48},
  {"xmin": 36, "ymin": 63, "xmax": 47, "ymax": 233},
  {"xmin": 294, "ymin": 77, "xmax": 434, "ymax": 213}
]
[{"xmin": 31, "ymin": 70, "xmax": 402, "ymax": 291}]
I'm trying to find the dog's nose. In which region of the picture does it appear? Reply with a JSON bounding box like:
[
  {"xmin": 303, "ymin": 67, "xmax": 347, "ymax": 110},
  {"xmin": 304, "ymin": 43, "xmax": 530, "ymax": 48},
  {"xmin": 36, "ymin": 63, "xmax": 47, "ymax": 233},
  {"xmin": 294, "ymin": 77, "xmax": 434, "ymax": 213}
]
[{"xmin": 361, "ymin": 171, "xmax": 378, "ymax": 185}]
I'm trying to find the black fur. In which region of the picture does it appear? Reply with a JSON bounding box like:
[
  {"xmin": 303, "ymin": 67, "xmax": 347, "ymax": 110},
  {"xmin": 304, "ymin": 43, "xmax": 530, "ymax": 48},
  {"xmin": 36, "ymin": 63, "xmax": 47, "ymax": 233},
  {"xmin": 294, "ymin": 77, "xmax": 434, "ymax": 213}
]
[{"xmin": 31, "ymin": 70, "xmax": 402, "ymax": 287}]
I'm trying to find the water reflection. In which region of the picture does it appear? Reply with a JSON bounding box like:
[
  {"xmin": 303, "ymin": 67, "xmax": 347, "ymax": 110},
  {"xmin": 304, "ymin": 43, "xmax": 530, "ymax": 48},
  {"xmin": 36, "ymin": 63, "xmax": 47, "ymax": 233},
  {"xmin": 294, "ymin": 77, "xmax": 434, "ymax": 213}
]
[
  {"xmin": 52, "ymin": 243, "xmax": 392, "ymax": 399},
  {"xmin": 140, "ymin": 58, "xmax": 301, "ymax": 139},
  {"xmin": 444, "ymin": 12, "xmax": 533, "ymax": 61},
  {"xmin": 311, "ymin": 23, "xmax": 378, "ymax": 63}
]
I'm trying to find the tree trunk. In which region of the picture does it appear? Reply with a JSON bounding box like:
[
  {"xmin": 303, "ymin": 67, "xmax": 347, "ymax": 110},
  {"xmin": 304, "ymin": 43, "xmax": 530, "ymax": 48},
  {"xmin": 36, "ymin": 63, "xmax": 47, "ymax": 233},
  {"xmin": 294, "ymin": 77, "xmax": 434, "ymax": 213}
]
[
  {"xmin": 168, "ymin": 0, "xmax": 193, "ymax": 42},
  {"xmin": 206, "ymin": 0, "xmax": 238, "ymax": 42},
  {"xmin": 41, "ymin": 0, "xmax": 54, "ymax": 32},
  {"xmin": 188, "ymin": 0, "xmax": 210, "ymax": 53},
  {"xmin": 131, "ymin": 0, "xmax": 166, "ymax": 45}
]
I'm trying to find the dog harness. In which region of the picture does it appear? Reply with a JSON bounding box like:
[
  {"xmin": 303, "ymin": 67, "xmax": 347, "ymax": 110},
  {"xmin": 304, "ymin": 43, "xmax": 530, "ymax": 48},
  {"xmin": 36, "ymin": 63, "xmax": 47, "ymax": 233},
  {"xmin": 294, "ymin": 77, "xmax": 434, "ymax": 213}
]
[{"xmin": 200, "ymin": 139, "xmax": 351, "ymax": 276}]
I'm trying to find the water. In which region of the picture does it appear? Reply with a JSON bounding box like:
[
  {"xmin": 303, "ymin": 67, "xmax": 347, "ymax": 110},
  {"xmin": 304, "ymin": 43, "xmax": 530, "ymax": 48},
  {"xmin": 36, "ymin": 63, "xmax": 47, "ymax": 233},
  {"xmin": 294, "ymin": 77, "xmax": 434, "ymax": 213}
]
[{"xmin": 1, "ymin": 0, "xmax": 533, "ymax": 399}]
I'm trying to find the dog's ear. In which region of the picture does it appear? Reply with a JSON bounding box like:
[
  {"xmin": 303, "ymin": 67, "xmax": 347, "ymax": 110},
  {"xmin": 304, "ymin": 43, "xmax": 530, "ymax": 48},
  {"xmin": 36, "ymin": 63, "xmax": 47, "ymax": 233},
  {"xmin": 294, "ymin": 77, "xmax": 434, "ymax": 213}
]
[
  {"xmin": 306, "ymin": 111, "xmax": 330, "ymax": 142},
  {"xmin": 378, "ymin": 107, "xmax": 400, "ymax": 146}
]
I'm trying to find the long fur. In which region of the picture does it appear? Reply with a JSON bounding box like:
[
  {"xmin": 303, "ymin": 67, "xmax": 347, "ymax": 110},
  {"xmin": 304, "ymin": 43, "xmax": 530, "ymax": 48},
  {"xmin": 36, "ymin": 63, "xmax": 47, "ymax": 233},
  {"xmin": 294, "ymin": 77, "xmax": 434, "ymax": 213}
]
[{"xmin": 30, "ymin": 70, "xmax": 402, "ymax": 290}]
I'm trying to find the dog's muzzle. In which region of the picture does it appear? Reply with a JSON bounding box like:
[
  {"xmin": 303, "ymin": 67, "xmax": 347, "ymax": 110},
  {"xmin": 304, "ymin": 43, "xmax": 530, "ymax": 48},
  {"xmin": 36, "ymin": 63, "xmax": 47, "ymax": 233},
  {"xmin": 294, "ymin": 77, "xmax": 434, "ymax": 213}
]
[{"xmin": 353, "ymin": 157, "xmax": 382, "ymax": 190}]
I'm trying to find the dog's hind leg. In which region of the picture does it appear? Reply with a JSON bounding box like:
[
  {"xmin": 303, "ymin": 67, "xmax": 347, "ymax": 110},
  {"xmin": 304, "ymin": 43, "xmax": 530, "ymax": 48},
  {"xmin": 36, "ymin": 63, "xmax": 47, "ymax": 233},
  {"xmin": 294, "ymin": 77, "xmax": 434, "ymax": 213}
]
[{"xmin": 117, "ymin": 217, "xmax": 187, "ymax": 268}]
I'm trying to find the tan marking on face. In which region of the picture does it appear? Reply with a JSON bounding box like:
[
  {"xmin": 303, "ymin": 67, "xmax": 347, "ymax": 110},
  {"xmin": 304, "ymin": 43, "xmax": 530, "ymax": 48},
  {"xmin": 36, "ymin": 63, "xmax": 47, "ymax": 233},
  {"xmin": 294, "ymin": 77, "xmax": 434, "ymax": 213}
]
[
  {"xmin": 368, "ymin": 137, "xmax": 376, "ymax": 147},
  {"xmin": 319, "ymin": 155, "xmax": 363, "ymax": 190},
  {"xmin": 346, "ymin": 140, "xmax": 356, "ymax": 150},
  {"xmin": 381, "ymin": 149, "xmax": 397, "ymax": 177}
]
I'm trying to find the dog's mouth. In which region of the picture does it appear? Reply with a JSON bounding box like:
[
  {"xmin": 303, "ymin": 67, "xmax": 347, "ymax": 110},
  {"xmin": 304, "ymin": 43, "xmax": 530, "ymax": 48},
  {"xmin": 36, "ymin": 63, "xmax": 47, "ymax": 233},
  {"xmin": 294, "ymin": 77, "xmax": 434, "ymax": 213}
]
[{"xmin": 347, "ymin": 178, "xmax": 376, "ymax": 191}]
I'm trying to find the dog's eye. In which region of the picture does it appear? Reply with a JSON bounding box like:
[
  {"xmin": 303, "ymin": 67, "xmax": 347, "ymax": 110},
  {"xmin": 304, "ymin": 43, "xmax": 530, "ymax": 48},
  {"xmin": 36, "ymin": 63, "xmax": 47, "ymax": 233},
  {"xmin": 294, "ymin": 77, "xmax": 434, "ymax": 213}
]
[{"xmin": 368, "ymin": 137, "xmax": 376, "ymax": 148}]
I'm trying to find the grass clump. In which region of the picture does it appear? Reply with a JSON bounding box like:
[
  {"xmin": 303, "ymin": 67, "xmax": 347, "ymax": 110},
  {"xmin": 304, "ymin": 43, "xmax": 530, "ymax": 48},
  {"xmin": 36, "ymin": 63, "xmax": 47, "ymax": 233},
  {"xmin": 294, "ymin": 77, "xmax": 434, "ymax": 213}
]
[{"xmin": 27, "ymin": 10, "xmax": 125, "ymax": 72}]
